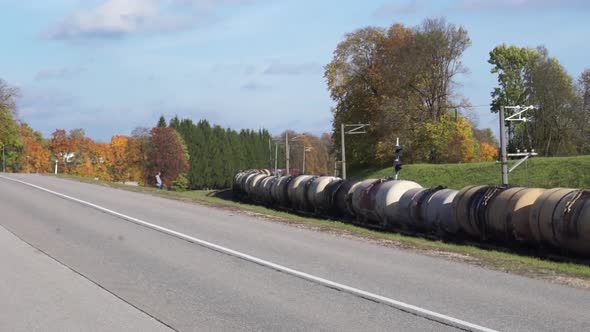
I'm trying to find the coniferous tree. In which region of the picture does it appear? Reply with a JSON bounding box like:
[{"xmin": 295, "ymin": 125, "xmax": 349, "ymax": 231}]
[
  {"xmin": 157, "ymin": 115, "xmax": 167, "ymax": 128},
  {"xmin": 169, "ymin": 115, "xmax": 180, "ymax": 129},
  {"xmin": 165, "ymin": 116, "xmax": 277, "ymax": 189}
]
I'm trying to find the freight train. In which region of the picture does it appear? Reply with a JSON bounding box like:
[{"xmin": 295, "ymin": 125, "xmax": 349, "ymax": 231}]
[{"xmin": 233, "ymin": 170, "xmax": 590, "ymax": 258}]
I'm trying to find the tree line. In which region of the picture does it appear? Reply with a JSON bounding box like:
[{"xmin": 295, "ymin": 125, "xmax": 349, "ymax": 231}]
[
  {"xmin": 489, "ymin": 45, "xmax": 590, "ymax": 156},
  {"xmin": 1, "ymin": 80, "xmax": 335, "ymax": 189},
  {"xmin": 325, "ymin": 17, "xmax": 588, "ymax": 168},
  {"xmin": 0, "ymin": 91, "xmax": 280, "ymax": 189}
]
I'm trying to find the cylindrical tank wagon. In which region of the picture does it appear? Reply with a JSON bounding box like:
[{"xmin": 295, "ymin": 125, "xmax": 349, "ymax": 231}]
[
  {"xmin": 315, "ymin": 178, "xmax": 344, "ymax": 216},
  {"xmin": 307, "ymin": 176, "xmax": 341, "ymax": 215},
  {"xmin": 398, "ymin": 187, "xmax": 444, "ymax": 232},
  {"xmin": 486, "ymin": 187, "xmax": 546, "ymax": 242},
  {"xmin": 245, "ymin": 173, "xmax": 267, "ymax": 196},
  {"xmin": 374, "ymin": 180, "xmax": 423, "ymax": 230},
  {"xmin": 351, "ymin": 179, "xmax": 385, "ymax": 228},
  {"xmin": 452, "ymin": 185, "xmax": 507, "ymax": 239},
  {"xmin": 530, "ymin": 188, "xmax": 590, "ymax": 255},
  {"xmin": 287, "ymin": 175, "xmax": 316, "ymax": 211},
  {"xmin": 272, "ymin": 175, "xmax": 294, "ymax": 208},
  {"xmin": 233, "ymin": 172, "xmax": 244, "ymax": 194},
  {"xmin": 260, "ymin": 176, "xmax": 278, "ymax": 205},
  {"xmin": 295, "ymin": 175, "xmax": 319, "ymax": 212},
  {"xmin": 333, "ymin": 179, "xmax": 362, "ymax": 218},
  {"xmin": 422, "ymin": 189, "xmax": 460, "ymax": 236},
  {"xmin": 233, "ymin": 170, "xmax": 266, "ymax": 198},
  {"xmin": 253, "ymin": 175, "xmax": 276, "ymax": 205}
]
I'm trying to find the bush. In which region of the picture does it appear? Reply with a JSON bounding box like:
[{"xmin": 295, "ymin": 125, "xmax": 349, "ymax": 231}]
[{"xmin": 171, "ymin": 173, "xmax": 189, "ymax": 191}]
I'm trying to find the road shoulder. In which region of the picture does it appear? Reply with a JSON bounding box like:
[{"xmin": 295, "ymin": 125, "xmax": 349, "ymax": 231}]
[{"xmin": 0, "ymin": 225, "xmax": 173, "ymax": 332}]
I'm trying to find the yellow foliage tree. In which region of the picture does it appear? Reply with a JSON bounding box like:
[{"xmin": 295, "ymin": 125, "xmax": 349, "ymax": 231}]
[
  {"xmin": 414, "ymin": 115, "xmax": 454, "ymax": 163},
  {"xmin": 414, "ymin": 115, "xmax": 479, "ymax": 163},
  {"xmin": 126, "ymin": 136, "xmax": 146, "ymax": 183},
  {"xmin": 453, "ymin": 117, "xmax": 478, "ymax": 163}
]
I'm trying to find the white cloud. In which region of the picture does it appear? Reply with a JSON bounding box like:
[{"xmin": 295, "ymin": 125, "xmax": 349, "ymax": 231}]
[{"xmin": 43, "ymin": 0, "xmax": 251, "ymax": 40}]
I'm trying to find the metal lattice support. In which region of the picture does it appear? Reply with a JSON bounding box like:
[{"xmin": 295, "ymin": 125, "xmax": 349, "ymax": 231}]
[{"xmin": 499, "ymin": 106, "xmax": 539, "ymax": 185}]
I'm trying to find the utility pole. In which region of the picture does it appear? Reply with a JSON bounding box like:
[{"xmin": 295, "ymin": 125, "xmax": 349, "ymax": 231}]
[
  {"xmin": 341, "ymin": 124, "xmax": 346, "ymax": 180},
  {"xmin": 499, "ymin": 106, "xmax": 509, "ymax": 185},
  {"xmin": 274, "ymin": 142, "xmax": 278, "ymax": 176},
  {"xmin": 285, "ymin": 132, "xmax": 290, "ymax": 175},
  {"xmin": 302, "ymin": 146, "xmax": 306, "ymax": 175},
  {"xmin": 302, "ymin": 147, "xmax": 312, "ymax": 174},
  {"xmin": 2, "ymin": 144, "xmax": 5, "ymax": 173},
  {"xmin": 340, "ymin": 123, "xmax": 370, "ymax": 180},
  {"xmin": 287, "ymin": 134, "xmax": 307, "ymax": 175}
]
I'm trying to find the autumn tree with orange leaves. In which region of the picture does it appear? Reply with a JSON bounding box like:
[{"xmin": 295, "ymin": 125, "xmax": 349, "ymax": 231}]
[
  {"xmin": 110, "ymin": 135, "xmax": 130, "ymax": 181},
  {"xmin": 48, "ymin": 129, "xmax": 74, "ymax": 173},
  {"xmin": 47, "ymin": 129, "xmax": 113, "ymax": 180},
  {"xmin": 126, "ymin": 127, "xmax": 150, "ymax": 183},
  {"xmin": 90, "ymin": 142, "xmax": 111, "ymax": 180},
  {"xmin": 479, "ymin": 142, "xmax": 499, "ymax": 162},
  {"xmin": 19, "ymin": 124, "xmax": 51, "ymax": 173}
]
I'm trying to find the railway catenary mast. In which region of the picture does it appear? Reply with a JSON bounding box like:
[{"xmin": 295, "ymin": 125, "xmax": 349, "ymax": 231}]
[{"xmin": 498, "ymin": 105, "xmax": 539, "ymax": 185}]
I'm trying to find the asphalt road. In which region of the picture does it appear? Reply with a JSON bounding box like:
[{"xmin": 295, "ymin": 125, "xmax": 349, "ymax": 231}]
[
  {"xmin": 0, "ymin": 225, "xmax": 172, "ymax": 332},
  {"xmin": 1, "ymin": 174, "xmax": 589, "ymax": 331}
]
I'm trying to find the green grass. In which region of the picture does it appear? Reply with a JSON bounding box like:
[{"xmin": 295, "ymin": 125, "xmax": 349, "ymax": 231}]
[
  {"xmin": 353, "ymin": 155, "xmax": 590, "ymax": 189},
  {"xmin": 53, "ymin": 173, "xmax": 590, "ymax": 285}
]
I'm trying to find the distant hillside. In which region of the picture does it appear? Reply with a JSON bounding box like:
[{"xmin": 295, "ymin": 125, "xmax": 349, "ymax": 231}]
[{"xmin": 352, "ymin": 155, "xmax": 590, "ymax": 189}]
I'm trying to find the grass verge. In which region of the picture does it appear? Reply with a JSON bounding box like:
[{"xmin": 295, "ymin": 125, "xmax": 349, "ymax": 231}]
[
  {"xmin": 54, "ymin": 173, "xmax": 590, "ymax": 288},
  {"xmin": 353, "ymin": 155, "xmax": 590, "ymax": 189}
]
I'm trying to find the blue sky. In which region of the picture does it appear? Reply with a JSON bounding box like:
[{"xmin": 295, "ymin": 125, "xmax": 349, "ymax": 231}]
[{"xmin": 1, "ymin": 0, "xmax": 589, "ymax": 141}]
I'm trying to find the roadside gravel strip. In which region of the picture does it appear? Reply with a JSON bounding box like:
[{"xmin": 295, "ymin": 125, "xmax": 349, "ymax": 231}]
[
  {"xmin": 0, "ymin": 225, "xmax": 173, "ymax": 332},
  {"xmin": 0, "ymin": 174, "xmax": 495, "ymax": 332}
]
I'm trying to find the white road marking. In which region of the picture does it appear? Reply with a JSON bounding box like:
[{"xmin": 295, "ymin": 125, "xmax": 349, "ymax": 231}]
[{"xmin": 1, "ymin": 175, "xmax": 497, "ymax": 332}]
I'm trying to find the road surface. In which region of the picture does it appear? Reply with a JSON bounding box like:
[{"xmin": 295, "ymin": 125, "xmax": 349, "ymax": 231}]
[{"xmin": 0, "ymin": 174, "xmax": 589, "ymax": 331}]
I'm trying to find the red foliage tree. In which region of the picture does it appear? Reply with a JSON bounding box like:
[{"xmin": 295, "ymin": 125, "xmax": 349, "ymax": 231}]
[{"xmin": 145, "ymin": 127, "xmax": 189, "ymax": 188}]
